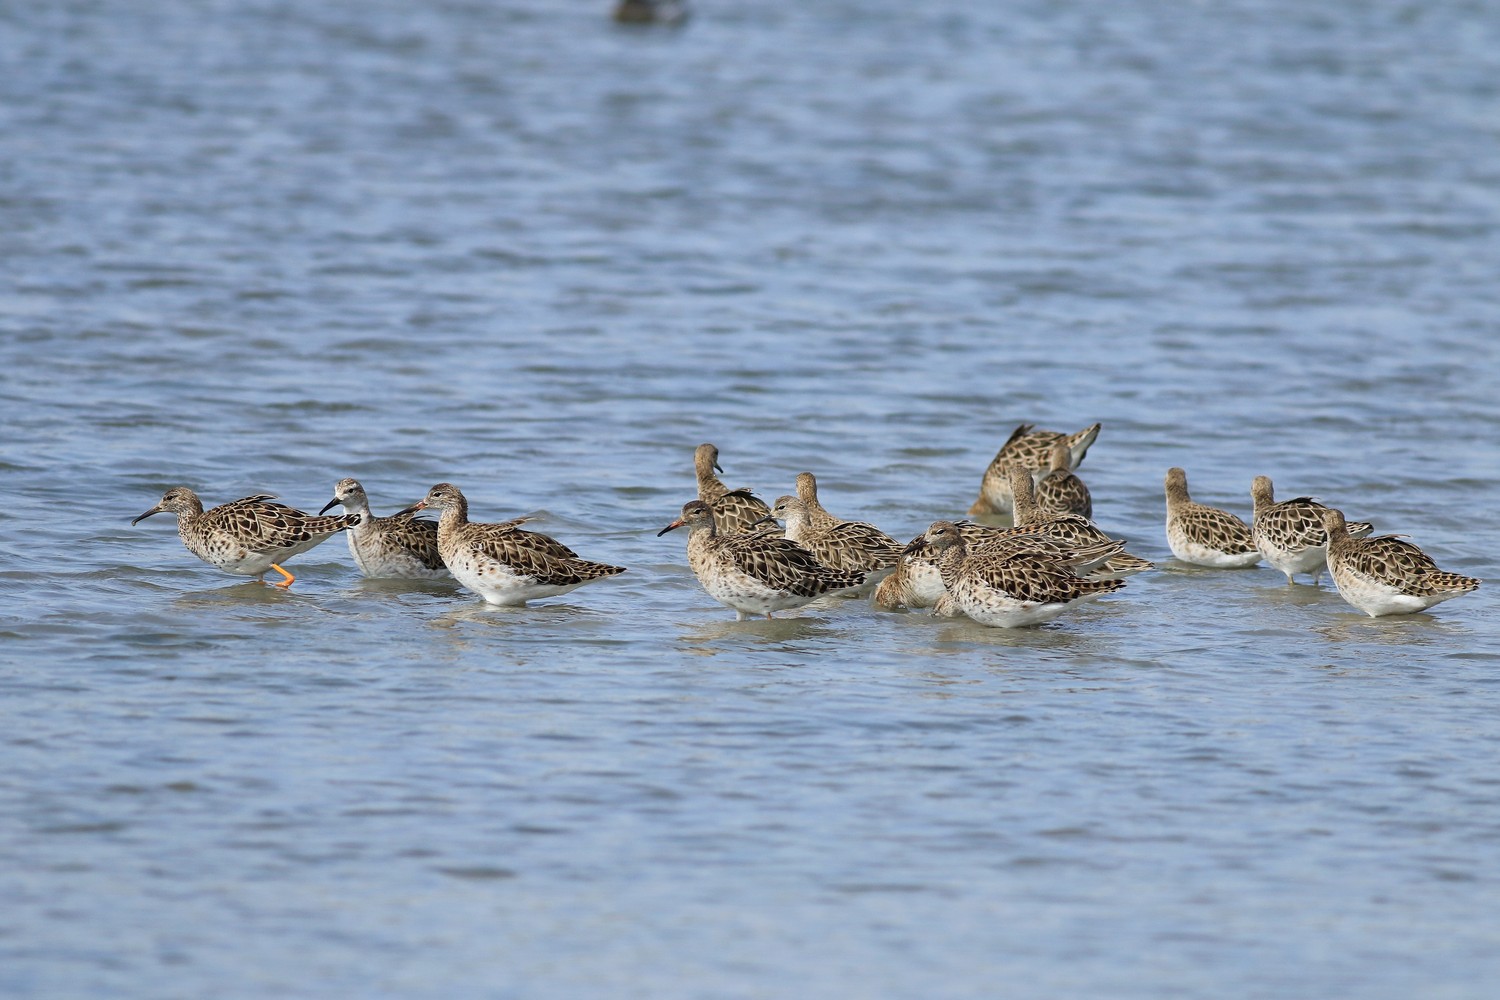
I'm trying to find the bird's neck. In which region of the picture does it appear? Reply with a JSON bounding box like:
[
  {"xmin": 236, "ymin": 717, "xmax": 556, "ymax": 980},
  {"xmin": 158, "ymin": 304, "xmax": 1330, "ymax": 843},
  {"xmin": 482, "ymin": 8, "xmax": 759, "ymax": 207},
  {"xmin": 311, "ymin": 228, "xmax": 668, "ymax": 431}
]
[
  {"xmin": 696, "ymin": 470, "xmax": 728, "ymax": 500},
  {"xmin": 345, "ymin": 496, "xmax": 374, "ymax": 521},
  {"xmin": 438, "ymin": 500, "xmax": 469, "ymax": 534},
  {"xmin": 936, "ymin": 542, "xmax": 967, "ymax": 588}
]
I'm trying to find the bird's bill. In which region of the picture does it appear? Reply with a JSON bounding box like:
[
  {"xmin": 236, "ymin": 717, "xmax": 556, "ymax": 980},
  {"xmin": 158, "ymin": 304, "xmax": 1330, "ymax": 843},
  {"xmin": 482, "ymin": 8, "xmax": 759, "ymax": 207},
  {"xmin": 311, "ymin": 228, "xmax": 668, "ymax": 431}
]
[
  {"xmin": 318, "ymin": 498, "xmax": 343, "ymax": 516},
  {"xmin": 394, "ymin": 499, "xmax": 428, "ymax": 517},
  {"xmin": 130, "ymin": 505, "xmax": 164, "ymax": 526},
  {"xmin": 713, "ymin": 460, "xmax": 724, "ymax": 473},
  {"xmin": 751, "ymin": 514, "xmax": 778, "ymax": 528},
  {"xmin": 657, "ymin": 518, "xmax": 686, "ymax": 537}
]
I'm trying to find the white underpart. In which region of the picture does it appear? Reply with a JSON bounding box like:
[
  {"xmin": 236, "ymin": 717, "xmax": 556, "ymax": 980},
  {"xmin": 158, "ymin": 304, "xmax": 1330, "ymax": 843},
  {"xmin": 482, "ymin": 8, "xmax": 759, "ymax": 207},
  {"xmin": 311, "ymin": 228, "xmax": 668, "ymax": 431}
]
[
  {"xmin": 1331, "ymin": 568, "xmax": 1459, "ymax": 617},
  {"xmin": 447, "ymin": 553, "xmax": 582, "ymax": 606},
  {"xmin": 1166, "ymin": 522, "xmax": 1261, "ymax": 568},
  {"xmin": 347, "ymin": 522, "xmax": 448, "ymax": 580},
  {"xmin": 952, "ymin": 579, "xmax": 1074, "ymax": 628},
  {"xmin": 685, "ymin": 532, "xmax": 824, "ymax": 620},
  {"xmin": 1257, "ymin": 539, "xmax": 1328, "ymax": 583},
  {"xmin": 699, "ymin": 565, "xmax": 812, "ymax": 619},
  {"xmin": 187, "ymin": 534, "xmax": 325, "ymax": 578},
  {"xmin": 903, "ymin": 560, "xmax": 948, "ymax": 608}
]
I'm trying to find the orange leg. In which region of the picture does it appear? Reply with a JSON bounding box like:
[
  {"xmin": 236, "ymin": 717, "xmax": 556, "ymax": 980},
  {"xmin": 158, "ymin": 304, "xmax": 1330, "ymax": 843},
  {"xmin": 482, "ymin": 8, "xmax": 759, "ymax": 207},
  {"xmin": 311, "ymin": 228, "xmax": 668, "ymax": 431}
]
[{"xmin": 269, "ymin": 564, "xmax": 295, "ymax": 587}]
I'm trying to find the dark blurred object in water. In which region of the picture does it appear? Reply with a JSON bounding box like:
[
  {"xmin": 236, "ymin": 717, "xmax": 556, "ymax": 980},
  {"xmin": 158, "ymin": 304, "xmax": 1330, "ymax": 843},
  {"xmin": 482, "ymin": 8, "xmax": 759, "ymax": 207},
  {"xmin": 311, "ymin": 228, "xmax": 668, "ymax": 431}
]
[{"xmin": 613, "ymin": 0, "xmax": 690, "ymax": 26}]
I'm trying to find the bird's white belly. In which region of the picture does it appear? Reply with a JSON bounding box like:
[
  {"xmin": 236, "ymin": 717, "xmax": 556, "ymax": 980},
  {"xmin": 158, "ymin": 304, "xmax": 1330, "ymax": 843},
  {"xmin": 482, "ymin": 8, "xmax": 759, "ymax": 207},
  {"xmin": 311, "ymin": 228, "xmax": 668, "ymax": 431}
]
[
  {"xmin": 1259, "ymin": 540, "xmax": 1326, "ymax": 577},
  {"xmin": 904, "ymin": 561, "xmax": 949, "ymax": 608},
  {"xmin": 449, "ymin": 555, "xmax": 575, "ymax": 606},
  {"xmin": 1168, "ymin": 525, "xmax": 1261, "ymax": 568},
  {"xmin": 195, "ymin": 538, "xmax": 310, "ymax": 577},
  {"xmin": 700, "ymin": 567, "xmax": 806, "ymax": 619},
  {"xmin": 349, "ymin": 531, "xmax": 448, "ymax": 580},
  {"xmin": 216, "ymin": 549, "xmax": 280, "ymax": 576},
  {"xmin": 1333, "ymin": 570, "xmax": 1433, "ymax": 617},
  {"xmin": 953, "ymin": 581, "xmax": 1069, "ymax": 628}
]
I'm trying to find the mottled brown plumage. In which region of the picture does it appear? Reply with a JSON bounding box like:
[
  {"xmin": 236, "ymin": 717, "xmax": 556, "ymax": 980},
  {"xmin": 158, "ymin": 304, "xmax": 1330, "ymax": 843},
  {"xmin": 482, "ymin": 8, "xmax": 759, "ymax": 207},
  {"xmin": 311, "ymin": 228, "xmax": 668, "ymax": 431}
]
[
  {"xmin": 1321, "ymin": 508, "xmax": 1479, "ymax": 616},
  {"xmin": 766, "ymin": 494, "xmax": 902, "ymax": 581},
  {"xmin": 1009, "ymin": 466, "xmax": 1153, "ymax": 577},
  {"xmin": 870, "ymin": 537, "xmax": 931, "ymax": 611},
  {"xmin": 872, "ymin": 525, "xmax": 1124, "ymax": 611},
  {"xmin": 969, "ymin": 421, "xmax": 1100, "ymax": 516},
  {"xmin": 132, "ymin": 487, "xmax": 358, "ymax": 586},
  {"xmin": 659, "ymin": 499, "xmax": 864, "ymax": 619},
  {"xmin": 1251, "ymin": 475, "xmax": 1373, "ymax": 585},
  {"xmin": 694, "ymin": 443, "xmax": 776, "ymax": 534},
  {"xmin": 794, "ymin": 472, "xmax": 843, "ymax": 530},
  {"xmin": 1163, "ymin": 467, "xmax": 1260, "ymax": 568},
  {"xmin": 1035, "ymin": 441, "xmax": 1093, "ymax": 519},
  {"xmin": 320, "ymin": 478, "xmax": 449, "ymax": 580},
  {"xmin": 924, "ymin": 521, "xmax": 1125, "ymax": 627},
  {"xmin": 398, "ymin": 483, "xmax": 624, "ymax": 606}
]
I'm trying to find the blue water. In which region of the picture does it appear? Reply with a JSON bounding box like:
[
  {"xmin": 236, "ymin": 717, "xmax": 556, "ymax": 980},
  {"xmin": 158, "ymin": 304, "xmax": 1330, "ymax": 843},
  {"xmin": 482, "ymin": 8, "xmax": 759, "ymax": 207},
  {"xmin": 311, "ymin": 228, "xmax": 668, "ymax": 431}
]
[{"xmin": 3, "ymin": 1, "xmax": 1500, "ymax": 997}]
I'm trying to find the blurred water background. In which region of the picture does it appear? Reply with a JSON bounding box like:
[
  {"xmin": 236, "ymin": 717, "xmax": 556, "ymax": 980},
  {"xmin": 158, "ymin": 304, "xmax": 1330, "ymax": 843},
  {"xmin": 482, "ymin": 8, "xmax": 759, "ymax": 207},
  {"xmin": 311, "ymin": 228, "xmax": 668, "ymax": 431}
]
[{"xmin": 2, "ymin": 1, "xmax": 1499, "ymax": 996}]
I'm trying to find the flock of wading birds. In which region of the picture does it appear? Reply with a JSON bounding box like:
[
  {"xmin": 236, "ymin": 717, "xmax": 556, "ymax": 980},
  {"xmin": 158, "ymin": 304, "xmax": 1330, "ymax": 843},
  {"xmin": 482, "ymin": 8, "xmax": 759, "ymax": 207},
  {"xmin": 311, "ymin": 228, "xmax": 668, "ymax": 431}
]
[{"xmin": 130, "ymin": 423, "xmax": 1482, "ymax": 626}]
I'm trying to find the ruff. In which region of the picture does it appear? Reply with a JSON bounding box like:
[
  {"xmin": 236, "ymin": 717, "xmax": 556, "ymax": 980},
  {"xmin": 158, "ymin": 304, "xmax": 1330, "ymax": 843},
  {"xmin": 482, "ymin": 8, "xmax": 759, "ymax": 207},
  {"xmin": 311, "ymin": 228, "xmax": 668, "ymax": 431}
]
[
  {"xmin": 924, "ymin": 520, "xmax": 1125, "ymax": 627},
  {"xmin": 873, "ymin": 526, "xmax": 1123, "ymax": 611},
  {"xmin": 1250, "ymin": 475, "xmax": 1372, "ymax": 585},
  {"xmin": 765, "ymin": 494, "xmax": 902, "ymax": 587},
  {"xmin": 132, "ymin": 487, "xmax": 358, "ymax": 587},
  {"xmin": 398, "ymin": 483, "xmax": 624, "ymax": 606},
  {"xmin": 794, "ymin": 472, "xmax": 843, "ymax": 530},
  {"xmin": 1035, "ymin": 442, "xmax": 1094, "ymax": 519},
  {"xmin": 694, "ymin": 443, "xmax": 775, "ymax": 534},
  {"xmin": 320, "ymin": 478, "xmax": 449, "ymax": 580},
  {"xmin": 1321, "ymin": 508, "xmax": 1479, "ymax": 616},
  {"xmin": 969, "ymin": 422, "xmax": 1100, "ymax": 516},
  {"xmin": 1009, "ymin": 466, "xmax": 1153, "ymax": 577},
  {"xmin": 659, "ymin": 499, "xmax": 864, "ymax": 619},
  {"xmin": 1163, "ymin": 467, "xmax": 1260, "ymax": 568},
  {"xmin": 613, "ymin": 0, "xmax": 689, "ymax": 25}
]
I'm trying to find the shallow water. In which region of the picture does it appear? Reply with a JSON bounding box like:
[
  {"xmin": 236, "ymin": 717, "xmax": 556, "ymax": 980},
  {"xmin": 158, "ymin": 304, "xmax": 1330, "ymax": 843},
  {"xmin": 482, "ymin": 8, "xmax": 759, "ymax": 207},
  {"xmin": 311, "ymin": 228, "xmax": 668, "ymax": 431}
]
[{"xmin": 3, "ymin": 1, "xmax": 1500, "ymax": 997}]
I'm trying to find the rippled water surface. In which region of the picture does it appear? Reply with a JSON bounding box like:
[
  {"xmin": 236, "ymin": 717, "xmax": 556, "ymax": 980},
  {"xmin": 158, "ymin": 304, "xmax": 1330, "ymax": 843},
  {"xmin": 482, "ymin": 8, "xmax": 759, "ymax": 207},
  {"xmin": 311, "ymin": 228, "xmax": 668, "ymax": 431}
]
[{"xmin": 4, "ymin": 1, "xmax": 1500, "ymax": 996}]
